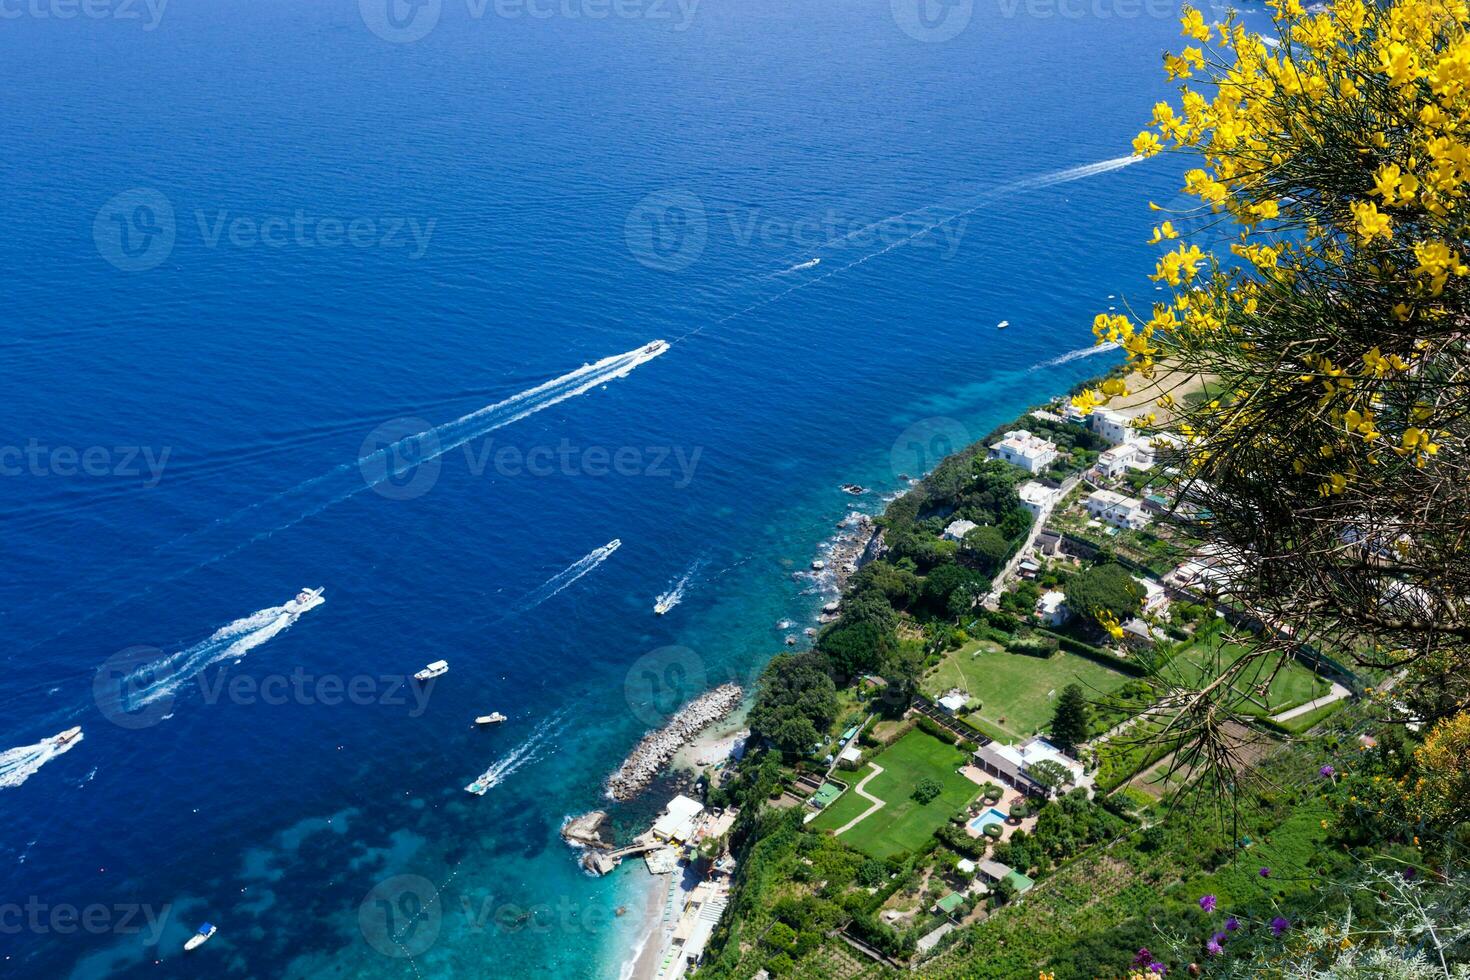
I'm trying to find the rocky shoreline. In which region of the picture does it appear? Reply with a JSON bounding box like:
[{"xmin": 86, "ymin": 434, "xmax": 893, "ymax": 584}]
[{"xmin": 604, "ymin": 683, "xmax": 744, "ymax": 801}]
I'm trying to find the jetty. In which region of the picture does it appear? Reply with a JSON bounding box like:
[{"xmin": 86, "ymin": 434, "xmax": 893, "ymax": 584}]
[{"xmin": 605, "ymin": 684, "xmax": 743, "ymax": 801}]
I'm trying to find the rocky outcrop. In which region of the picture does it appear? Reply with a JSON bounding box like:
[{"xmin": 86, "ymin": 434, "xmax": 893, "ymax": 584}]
[{"xmin": 605, "ymin": 684, "xmax": 744, "ymax": 801}]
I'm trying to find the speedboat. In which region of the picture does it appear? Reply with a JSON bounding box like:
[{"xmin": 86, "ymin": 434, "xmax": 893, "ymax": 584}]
[
  {"xmin": 465, "ymin": 775, "xmax": 491, "ymax": 796},
  {"xmin": 653, "ymin": 595, "xmax": 676, "ymax": 616},
  {"xmin": 997, "ymin": 320, "xmax": 1010, "ymax": 329},
  {"xmin": 414, "ymin": 660, "xmax": 449, "ymax": 682},
  {"xmin": 290, "ymin": 587, "xmax": 326, "ymax": 612},
  {"xmin": 49, "ymin": 726, "xmax": 82, "ymax": 747},
  {"xmin": 475, "ymin": 712, "xmax": 506, "ymax": 726},
  {"xmin": 184, "ymin": 923, "xmax": 216, "ymax": 951}
]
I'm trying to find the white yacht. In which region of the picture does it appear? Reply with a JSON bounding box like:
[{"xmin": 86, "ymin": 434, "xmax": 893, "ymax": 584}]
[
  {"xmin": 475, "ymin": 712, "xmax": 507, "ymax": 726},
  {"xmin": 414, "ymin": 660, "xmax": 449, "ymax": 682},
  {"xmin": 184, "ymin": 923, "xmax": 216, "ymax": 951}
]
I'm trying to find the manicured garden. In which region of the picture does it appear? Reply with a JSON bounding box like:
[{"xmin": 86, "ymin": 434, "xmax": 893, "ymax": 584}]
[
  {"xmin": 924, "ymin": 639, "xmax": 1134, "ymax": 741},
  {"xmin": 1162, "ymin": 635, "xmax": 1328, "ymax": 715},
  {"xmin": 809, "ymin": 729, "xmax": 979, "ymax": 859}
]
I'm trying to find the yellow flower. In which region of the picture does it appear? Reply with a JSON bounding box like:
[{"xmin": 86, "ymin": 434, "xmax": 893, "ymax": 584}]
[
  {"xmin": 1148, "ymin": 221, "xmax": 1179, "ymax": 244},
  {"xmin": 1133, "ymin": 130, "xmax": 1163, "ymax": 158},
  {"xmin": 1181, "ymin": 7, "xmax": 1211, "ymax": 41},
  {"xmin": 1349, "ymin": 201, "xmax": 1392, "ymax": 242}
]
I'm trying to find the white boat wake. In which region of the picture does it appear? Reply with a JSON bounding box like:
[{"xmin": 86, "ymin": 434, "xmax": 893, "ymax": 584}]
[
  {"xmin": 516, "ymin": 540, "xmax": 622, "ymax": 613},
  {"xmin": 653, "ymin": 559, "xmax": 702, "ymax": 615},
  {"xmin": 464, "ymin": 712, "xmax": 567, "ymax": 795},
  {"xmin": 20, "ymin": 343, "xmax": 669, "ymax": 655},
  {"xmin": 116, "ymin": 594, "xmax": 325, "ymax": 713},
  {"xmin": 1033, "ymin": 340, "xmax": 1121, "ymax": 369},
  {"xmin": 0, "ymin": 731, "xmax": 84, "ymax": 790},
  {"xmin": 690, "ymin": 156, "xmax": 1147, "ymax": 340}
]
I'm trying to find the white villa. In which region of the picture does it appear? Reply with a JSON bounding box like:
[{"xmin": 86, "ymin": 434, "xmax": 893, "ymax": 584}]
[
  {"xmin": 1089, "ymin": 408, "xmax": 1132, "ymax": 446},
  {"xmin": 1084, "ymin": 489, "xmax": 1151, "ymax": 530},
  {"xmin": 942, "ymin": 518, "xmax": 979, "ymax": 542},
  {"xmin": 972, "ymin": 737, "xmax": 1088, "ymax": 797},
  {"xmin": 1094, "ymin": 439, "xmax": 1155, "ymax": 479},
  {"xmin": 1134, "ymin": 575, "xmax": 1170, "ymax": 615},
  {"xmin": 1035, "ymin": 590, "xmax": 1070, "ymax": 627},
  {"xmin": 988, "ymin": 429, "xmax": 1060, "ymax": 475},
  {"xmin": 1017, "ymin": 480, "xmax": 1059, "ymax": 517}
]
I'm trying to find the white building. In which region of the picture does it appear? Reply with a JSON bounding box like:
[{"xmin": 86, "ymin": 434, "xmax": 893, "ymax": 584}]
[
  {"xmin": 1134, "ymin": 575, "xmax": 1170, "ymax": 615},
  {"xmin": 988, "ymin": 429, "xmax": 1060, "ymax": 475},
  {"xmin": 1084, "ymin": 489, "xmax": 1151, "ymax": 530},
  {"xmin": 972, "ymin": 737, "xmax": 1087, "ymax": 796},
  {"xmin": 1036, "ymin": 590, "xmax": 1070, "ymax": 627},
  {"xmin": 653, "ymin": 795, "xmax": 705, "ymax": 843},
  {"xmin": 1016, "ymin": 480, "xmax": 1059, "ymax": 517},
  {"xmin": 1094, "ymin": 439, "xmax": 1155, "ymax": 479},
  {"xmin": 942, "ymin": 519, "xmax": 979, "ymax": 542},
  {"xmin": 1089, "ymin": 408, "xmax": 1132, "ymax": 446},
  {"xmin": 937, "ymin": 690, "xmax": 969, "ymax": 715}
]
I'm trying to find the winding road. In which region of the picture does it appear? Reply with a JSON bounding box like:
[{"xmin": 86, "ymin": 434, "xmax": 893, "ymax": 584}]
[{"xmin": 833, "ymin": 763, "xmax": 886, "ymax": 835}]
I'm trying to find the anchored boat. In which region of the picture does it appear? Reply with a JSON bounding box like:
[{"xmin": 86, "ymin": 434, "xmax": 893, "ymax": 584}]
[
  {"xmin": 184, "ymin": 923, "xmax": 216, "ymax": 951},
  {"xmin": 414, "ymin": 660, "xmax": 448, "ymax": 682},
  {"xmin": 475, "ymin": 712, "xmax": 506, "ymax": 726}
]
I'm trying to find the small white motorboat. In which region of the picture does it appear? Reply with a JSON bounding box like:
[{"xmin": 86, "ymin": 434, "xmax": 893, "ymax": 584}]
[
  {"xmin": 184, "ymin": 923, "xmax": 216, "ymax": 951},
  {"xmin": 290, "ymin": 587, "xmax": 326, "ymax": 612},
  {"xmin": 49, "ymin": 726, "xmax": 83, "ymax": 747},
  {"xmin": 996, "ymin": 320, "xmax": 1010, "ymax": 329},
  {"xmin": 475, "ymin": 712, "xmax": 507, "ymax": 726},
  {"xmin": 414, "ymin": 660, "xmax": 449, "ymax": 683}
]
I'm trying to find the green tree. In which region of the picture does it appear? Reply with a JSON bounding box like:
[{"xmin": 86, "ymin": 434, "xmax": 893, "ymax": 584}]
[
  {"xmin": 1064, "ymin": 563, "xmax": 1144, "ymax": 626},
  {"xmin": 961, "ymin": 524, "xmax": 1010, "ymax": 573},
  {"xmin": 912, "ymin": 777, "xmax": 942, "ymax": 804},
  {"xmin": 1049, "ymin": 683, "xmax": 1091, "ymax": 752},
  {"xmin": 748, "ymin": 653, "xmax": 837, "ymax": 755},
  {"xmin": 1028, "ymin": 758, "xmax": 1073, "ymax": 794}
]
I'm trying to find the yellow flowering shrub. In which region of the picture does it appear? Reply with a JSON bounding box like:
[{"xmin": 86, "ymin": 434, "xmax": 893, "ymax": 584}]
[{"xmin": 1071, "ymin": 0, "xmax": 1470, "ymax": 724}]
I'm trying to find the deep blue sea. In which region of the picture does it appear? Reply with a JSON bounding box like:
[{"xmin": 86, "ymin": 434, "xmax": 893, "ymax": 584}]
[{"xmin": 0, "ymin": 0, "xmax": 1262, "ymax": 975}]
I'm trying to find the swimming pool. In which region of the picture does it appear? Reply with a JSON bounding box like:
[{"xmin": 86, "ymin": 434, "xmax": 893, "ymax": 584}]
[{"xmin": 968, "ymin": 806, "xmax": 1009, "ymax": 833}]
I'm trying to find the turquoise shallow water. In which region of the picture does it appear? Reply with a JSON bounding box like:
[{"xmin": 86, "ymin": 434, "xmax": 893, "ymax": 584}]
[{"xmin": 0, "ymin": 0, "xmax": 1276, "ymax": 975}]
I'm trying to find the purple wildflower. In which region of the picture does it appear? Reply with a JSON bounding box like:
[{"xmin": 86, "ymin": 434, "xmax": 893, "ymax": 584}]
[
  {"xmin": 1320, "ymin": 764, "xmax": 1336, "ymax": 777},
  {"xmin": 1270, "ymin": 916, "xmax": 1291, "ymax": 936},
  {"xmin": 1259, "ymin": 866, "xmax": 1271, "ymax": 878},
  {"xmin": 1149, "ymin": 963, "xmax": 1167, "ymax": 975},
  {"xmin": 1225, "ymin": 916, "xmax": 1241, "ymax": 932},
  {"xmin": 1206, "ymin": 937, "xmax": 1224, "ymax": 956},
  {"xmin": 1133, "ymin": 948, "xmax": 1155, "ymax": 967},
  {"xmin": 1404, "ymin": 867, "xmax": 1417, "ymax": 880},
  {"xmin": 1199, "ymin": 894, "xmax": 1217, "ymax": 912}
]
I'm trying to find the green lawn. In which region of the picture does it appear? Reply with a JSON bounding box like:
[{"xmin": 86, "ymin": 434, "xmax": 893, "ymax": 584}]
[
  {"xmin": 1162, "ymin": 638, "xmax": 1327, "ymax": 714},
  {"xmin": 924, "ymin": 639, "xmax": 1134, "ymax": 742},
  {"xmin": 809, "ymin": 729, "xmax": 978, "ymax": 860}
]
